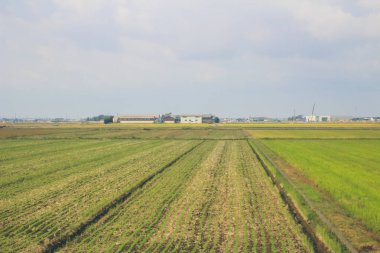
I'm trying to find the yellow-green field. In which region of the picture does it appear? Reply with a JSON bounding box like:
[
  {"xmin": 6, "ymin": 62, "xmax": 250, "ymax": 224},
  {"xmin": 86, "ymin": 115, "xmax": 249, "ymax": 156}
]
[
  {"xmin": 0, "ymin": 123, "xmax": 379, "ymax": 253},
  {"xmin": 262, "ymin": 140, "xmax": 380, "ymax": 231},
  {"xmin": 249, "ymin": 129, "xmax": 380, "ymax": 139}
]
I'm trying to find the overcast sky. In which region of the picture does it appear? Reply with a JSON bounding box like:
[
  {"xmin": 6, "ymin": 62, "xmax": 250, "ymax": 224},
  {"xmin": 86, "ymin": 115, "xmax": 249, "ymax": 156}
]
[{"xmin": 1, "ymin": 0, "xmax": 380, "ymax": 118}]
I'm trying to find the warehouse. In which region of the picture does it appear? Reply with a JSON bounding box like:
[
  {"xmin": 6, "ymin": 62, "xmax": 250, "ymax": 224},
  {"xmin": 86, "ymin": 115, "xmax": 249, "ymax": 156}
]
[
  {"xmin": 113, "ymin": 114, "xmax": 160, "ymax": 123},
  {"xmin": 163, "ymin": 116, "xmax": 176, "ymax": 123},
  {"xmin": 201, "ymin": 114, "xmax": 214, "ymax": 123}
]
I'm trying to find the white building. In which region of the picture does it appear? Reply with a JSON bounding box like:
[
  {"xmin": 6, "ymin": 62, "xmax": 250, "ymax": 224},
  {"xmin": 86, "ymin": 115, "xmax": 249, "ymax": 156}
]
[
  {"xmin": 305, "ymin": 115, "xmax": 317, "ymax": 122},
  {"xmin": 180, "ymin": 115, "xmax": 202, "ymax": 124},
  {"xmin": 305, "ymin": 115, "xmax": 331, "ymax": 122},
  {"xmin": 113, "ymin": 114, "xmax": 160, "ymax": 123}
]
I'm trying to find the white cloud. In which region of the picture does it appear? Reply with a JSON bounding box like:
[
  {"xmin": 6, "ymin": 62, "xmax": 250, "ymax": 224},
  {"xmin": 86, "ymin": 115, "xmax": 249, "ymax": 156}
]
[
  {"xmin": 1, "ymin": 0, "xmax": 379, "ymax": 116},
  {"xmin": 53, "ymin": 0, "xmax": 108, "ymax": 14},
  {"xmin": 358, "ymin": 0, "xmax": 380, "ymax": 10},
  {"xmin": 279, "ymin": 0, "xmax": 380, "ymax": 40}
]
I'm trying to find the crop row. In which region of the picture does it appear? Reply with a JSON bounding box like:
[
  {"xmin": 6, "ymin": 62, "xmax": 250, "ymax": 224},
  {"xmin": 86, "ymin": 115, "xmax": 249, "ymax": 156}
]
[
  {"xmin": 0, "ymin": 139, "xmax": 200, "ymax": 252},
  {"xmin": 59, "ymin": 141, "xmax": 311, "ymax": 252}
]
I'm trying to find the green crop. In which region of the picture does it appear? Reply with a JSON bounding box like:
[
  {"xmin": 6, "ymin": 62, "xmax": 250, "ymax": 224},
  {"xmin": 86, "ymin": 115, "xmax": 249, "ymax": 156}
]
[{"xmin": 263, "ymin": 139, "xmax": 380, "ymax": 234}]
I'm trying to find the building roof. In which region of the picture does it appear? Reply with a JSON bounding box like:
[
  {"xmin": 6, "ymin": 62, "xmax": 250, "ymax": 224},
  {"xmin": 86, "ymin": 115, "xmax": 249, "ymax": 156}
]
[
  {"xmin": 181, "ymin": 114, "xmax": 203, "ymax": 117},
  {"xmin": 117, "ymin": 114, "xmax": 160, "ymax": 118}
]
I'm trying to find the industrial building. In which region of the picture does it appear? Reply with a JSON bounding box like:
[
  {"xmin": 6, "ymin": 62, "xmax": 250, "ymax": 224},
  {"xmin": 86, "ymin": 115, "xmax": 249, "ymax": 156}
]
[
  {"xmin": 113, "ymin": 114, "xmax": 160, "ymax": 123},
  {"xmin": 179, "ymin": 114, "xmax": 216, "ymax": 124}
]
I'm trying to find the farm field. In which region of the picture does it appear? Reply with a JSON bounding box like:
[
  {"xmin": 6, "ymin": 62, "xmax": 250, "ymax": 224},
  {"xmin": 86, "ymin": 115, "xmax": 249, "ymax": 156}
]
[
  {"xmin": 0, "ymin": 127, "xmax": 247, "ymax": 140},
  {"xmin": 0, "ymin": 138, "xmax": 201, "ymax": 252},
  {"xmin": 262, "ymin": 140, "xmax": 380, "ymax": 231},
  {"xmin": 3, "ymin": 122, "xmax": 380, "ymax": 129},
  {"xmin": 249, "ymin": 129, "xmax": 380, "ymax": 139},
  {"xmin": 256, "ymin": 138, "xmax": 380, "ymax": 252},
  {"xmin": 60, "ymin": 140, "xmax": 310, "ymax": 252},
  {"xmin": 0, "ymin": 126, "xmax": 312, "ymax": 253},
  {"xmin": 1, "ymin": 123, "xmax": 379, "ymax": 252}
]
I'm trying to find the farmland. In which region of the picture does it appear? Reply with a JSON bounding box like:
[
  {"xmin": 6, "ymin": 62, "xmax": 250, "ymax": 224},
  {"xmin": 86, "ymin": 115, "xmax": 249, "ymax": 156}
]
[
  {"xmin": 258, "ymin": 139, "xmax": 380, "ymax": 251},
  {"xmin": 249, "ymin": 126, "xmax": 380, "ymax": 252},
  {"xmin": 59, "ymin": 141, "xmax": 309, "ymax": 252},
  {"xmin": 1, "ymin": 123, "xmax": 379, "ymax": 252},
  {"xmin": 248, "ymin": 129, "xmax": 380, "ymax": 139},
  {"xmin": 261, "ymin": 140, "xmax": 380, "ymax": 232},
  {"xmin": 0, "ymin": 139, "xmax": 201, "ymax": 252},
  {"xmin": 0, "ymin": 126, "xmax": 248, "ymax": 140}
]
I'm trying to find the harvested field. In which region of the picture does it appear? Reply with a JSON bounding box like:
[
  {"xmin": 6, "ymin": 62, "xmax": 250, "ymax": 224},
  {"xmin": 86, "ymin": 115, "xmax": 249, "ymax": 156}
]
[{"xmin": 59, "ymin": 141, "xmax": 310, "ymax": 252}]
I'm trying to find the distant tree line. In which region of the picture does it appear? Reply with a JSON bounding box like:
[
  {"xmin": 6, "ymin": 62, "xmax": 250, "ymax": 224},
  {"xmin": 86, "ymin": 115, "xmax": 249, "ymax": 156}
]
[
  {"xmin": 86, "ymin": 115, "xmax": 114, "ymax": 124},
  {"xmin": 288, "ymin": 115, "xmax": 304, "ymax": 121}
]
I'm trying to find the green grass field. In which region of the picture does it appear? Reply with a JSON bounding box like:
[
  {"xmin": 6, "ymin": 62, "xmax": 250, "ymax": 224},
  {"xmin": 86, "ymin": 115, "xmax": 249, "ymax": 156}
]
[
  {"xmin": 249, "ymin": 129, "xmax": 380, "ymax": 139},
  {"xmin": 1, "ymin": 123, "xmax": 379, "ymax": 252},
  {"xmin": 262, "ymin": 140, "xmax": 380, "ymax": 233}
]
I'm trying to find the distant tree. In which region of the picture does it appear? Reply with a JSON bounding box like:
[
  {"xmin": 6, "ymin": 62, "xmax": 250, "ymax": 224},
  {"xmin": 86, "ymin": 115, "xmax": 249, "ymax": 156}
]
[
  {"xmin": 160, "ymin": 113, "xmax": 173, "ymax": 123},
  {"xmin": 103, "ymin": 116, "xmax": 114, "ymax": 124},
  {"xmin": 85, "ymin": 115, "xmax": 114, "ymax": 123},
  {"xmin": 213, "ymin": 117, "xmax": 220, "ymax": 123},
  {"xmin": 87, "ymin": 115, "xmax": 104, "ymax": 121}
]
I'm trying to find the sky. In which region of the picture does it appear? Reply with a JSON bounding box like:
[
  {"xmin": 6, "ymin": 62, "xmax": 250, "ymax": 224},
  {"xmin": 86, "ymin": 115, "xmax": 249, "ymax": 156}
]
[{"xmin": 1, "ymin": 0, "xmax": 380, "ymax": 118}]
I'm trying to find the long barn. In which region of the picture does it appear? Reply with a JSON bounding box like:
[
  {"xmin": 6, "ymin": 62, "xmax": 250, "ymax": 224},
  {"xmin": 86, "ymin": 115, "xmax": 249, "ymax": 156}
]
[{"xmin": 113, "ymin": 114, "xmax": 160, "ymax": 123}]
